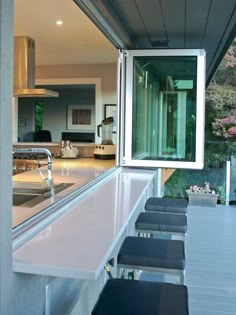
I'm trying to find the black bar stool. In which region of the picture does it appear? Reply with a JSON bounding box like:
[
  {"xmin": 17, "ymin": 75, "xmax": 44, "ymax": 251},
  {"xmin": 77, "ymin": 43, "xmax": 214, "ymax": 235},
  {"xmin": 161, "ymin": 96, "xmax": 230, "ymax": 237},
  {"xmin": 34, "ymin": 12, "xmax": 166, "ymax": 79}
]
[
  {"xmin": 117, "ymin": 236, "xmax": 185, "ymax": 284},
  {"xmin": 92, "ymin": 279, "xmax": 189, "ymax": 315},
  {"xmin": 145, "ymin": 197, "xmax": 188, "ymax": 214},
  {"xmin": 135, "ymin": 211, "xmax": 187, "ymax": 240}
]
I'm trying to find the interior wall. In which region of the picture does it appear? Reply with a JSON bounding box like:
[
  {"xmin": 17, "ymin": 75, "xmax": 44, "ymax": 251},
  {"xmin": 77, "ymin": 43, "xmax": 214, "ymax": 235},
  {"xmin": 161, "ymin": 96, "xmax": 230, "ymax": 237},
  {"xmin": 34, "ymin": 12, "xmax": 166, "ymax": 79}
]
[
  {"xmin": 17, "ymin": 63, "xmax": 117, "ymax": 142},
  {"xmin": 36, "ymin": 63, "xmax": 117, "ymax": 105},
  {"xmin": 18, "ymin": 102, "xmax": 34, "ymax": 141},
  {"xmin": 18, "ymin": 88, "xmax": 96, "ymax": 142}
]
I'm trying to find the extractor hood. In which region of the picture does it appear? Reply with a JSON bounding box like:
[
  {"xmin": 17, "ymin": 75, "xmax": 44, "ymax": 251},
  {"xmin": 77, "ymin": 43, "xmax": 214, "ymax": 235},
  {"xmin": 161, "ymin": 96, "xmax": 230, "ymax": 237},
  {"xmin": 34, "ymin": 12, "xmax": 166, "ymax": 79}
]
[{"xmin": 13, "ymin": 36, "xmax": 58, "ymax": 97}]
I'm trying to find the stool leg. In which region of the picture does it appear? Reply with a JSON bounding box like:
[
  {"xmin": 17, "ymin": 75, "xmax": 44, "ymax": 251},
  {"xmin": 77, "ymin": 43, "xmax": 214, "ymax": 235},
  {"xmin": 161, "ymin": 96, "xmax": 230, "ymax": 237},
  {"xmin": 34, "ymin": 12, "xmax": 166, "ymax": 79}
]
[
  {"xmin": 117, "ymin": 265, "xmax": 121, "ymax": 278},
  {"xmin": 179, "ymin": 270, "xmax": 185, "ymax": 285}
]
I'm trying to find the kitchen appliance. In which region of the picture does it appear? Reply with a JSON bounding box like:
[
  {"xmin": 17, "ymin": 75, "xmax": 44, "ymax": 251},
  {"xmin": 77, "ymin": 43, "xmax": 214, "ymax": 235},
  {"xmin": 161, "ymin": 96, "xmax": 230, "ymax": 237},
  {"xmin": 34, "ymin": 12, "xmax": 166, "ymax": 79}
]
[
  {"xmin": 60, "ymin": 140, "xmax": 79, "ymax": 158},
  {"xmin": 94, "ymin": 117, "xmax": 116, "ymax": 159},
  {"xmin": 14, "ymin": 36, "xmax": 58, "ymax": 97}
]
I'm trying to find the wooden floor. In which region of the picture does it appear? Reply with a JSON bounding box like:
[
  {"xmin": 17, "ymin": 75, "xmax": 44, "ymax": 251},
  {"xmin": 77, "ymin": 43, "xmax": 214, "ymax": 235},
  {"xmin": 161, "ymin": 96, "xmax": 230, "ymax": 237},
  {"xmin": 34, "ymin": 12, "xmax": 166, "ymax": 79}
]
[{"xmin": 185, "ymin": 204, "xmax": 236, "ymax": 315}]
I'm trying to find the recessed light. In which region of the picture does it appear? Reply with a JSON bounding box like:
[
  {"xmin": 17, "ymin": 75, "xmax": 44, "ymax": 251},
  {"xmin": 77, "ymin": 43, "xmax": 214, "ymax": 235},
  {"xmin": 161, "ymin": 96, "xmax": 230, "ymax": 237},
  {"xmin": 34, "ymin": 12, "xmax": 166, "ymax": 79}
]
[{"xmin": 56, "ymin": 20, "xmax": 63, "ymax": 26}]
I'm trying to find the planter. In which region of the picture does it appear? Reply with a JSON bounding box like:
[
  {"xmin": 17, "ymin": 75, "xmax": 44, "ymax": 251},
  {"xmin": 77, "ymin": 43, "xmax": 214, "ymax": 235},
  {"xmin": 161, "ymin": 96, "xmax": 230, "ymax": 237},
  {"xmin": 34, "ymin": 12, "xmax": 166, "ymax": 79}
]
[{"xmin": 187, "ymin": 192, "xmax": 219, "ymax": 207}]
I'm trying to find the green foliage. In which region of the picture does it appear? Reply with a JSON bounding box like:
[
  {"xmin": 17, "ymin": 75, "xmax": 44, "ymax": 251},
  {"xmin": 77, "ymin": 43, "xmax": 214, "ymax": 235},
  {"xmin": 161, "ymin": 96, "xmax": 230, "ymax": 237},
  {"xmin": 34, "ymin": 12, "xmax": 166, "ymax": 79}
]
[
  {"xmin": 165, "ymin": 40, "xmax": 236, "ymax": 199},
  {"xmin": 213, "ymin": 40, "xmax": 236, "ymax": 86},
  {"xmin": 164, "ymin": 169, "xmax": 208, "ymax": 198},
  {"xmin": 206, "ymin": 84, "xmax": 235, "ymax": 119},
  {"xmin": 164, "ymin": 168, "xmax": 225, "ymax": 199},
  {"xmin": 35, "ymin": 102, "xmax": 43, "ymax": 132},
  {"xmin": 206, "ymin": 39, "xmax": 236, "ymax": 141},
  {"xmin": 217, "ymin": 185, "xmax": 226, "ymax": 204},
  {"xmin": 204, "ymin": 151, "xmax": 226, "ymax": 169}
]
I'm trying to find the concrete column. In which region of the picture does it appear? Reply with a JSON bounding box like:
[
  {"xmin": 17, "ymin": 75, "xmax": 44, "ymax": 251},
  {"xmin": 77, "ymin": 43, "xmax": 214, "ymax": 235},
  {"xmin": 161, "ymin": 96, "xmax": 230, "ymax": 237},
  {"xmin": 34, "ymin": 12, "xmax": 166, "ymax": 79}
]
[
  {"xmin": 0, "ymin": 0, "xmax": 14, "ymax": 313},
  {"xmin": 12, "ymin": 97, "xmax": 18, "ymax": 142}
]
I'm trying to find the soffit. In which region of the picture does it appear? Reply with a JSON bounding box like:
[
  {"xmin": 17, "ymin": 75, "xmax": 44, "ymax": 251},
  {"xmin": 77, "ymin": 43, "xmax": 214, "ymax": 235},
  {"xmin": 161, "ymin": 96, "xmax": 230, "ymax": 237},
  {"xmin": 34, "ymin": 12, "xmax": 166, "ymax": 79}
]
[{"xmin": 75, "ymin": 0, "xmax": 236, "ymax": 84}]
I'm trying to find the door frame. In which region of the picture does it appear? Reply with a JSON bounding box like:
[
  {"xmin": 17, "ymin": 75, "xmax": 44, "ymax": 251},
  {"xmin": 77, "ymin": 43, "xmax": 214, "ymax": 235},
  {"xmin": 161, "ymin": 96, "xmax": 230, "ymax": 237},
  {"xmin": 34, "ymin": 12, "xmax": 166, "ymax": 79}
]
[{"xmin": 36, "ymin": 77, "xmax": 102, "ymax": 143}]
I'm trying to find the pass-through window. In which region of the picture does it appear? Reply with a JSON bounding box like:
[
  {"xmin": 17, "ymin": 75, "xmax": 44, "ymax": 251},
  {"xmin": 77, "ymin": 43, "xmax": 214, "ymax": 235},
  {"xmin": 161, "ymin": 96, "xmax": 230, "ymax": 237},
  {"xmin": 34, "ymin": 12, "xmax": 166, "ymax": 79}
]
[{"xmin": 123, "ymin": 50, "xmax": 205, "ymax": 169}]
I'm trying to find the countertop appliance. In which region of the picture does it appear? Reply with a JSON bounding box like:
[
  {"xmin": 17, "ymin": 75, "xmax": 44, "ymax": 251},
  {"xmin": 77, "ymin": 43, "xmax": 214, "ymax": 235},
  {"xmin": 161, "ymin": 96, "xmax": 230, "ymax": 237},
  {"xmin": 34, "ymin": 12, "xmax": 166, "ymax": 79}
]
[{"xmin": 94, "ymin": 117, "xmax": 116, "ymax": 159}]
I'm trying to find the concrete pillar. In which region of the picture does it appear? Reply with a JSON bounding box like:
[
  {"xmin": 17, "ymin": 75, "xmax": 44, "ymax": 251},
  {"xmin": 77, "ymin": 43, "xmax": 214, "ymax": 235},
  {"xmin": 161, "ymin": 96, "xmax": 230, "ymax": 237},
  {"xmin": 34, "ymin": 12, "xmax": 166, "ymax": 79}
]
[{"xmin": 0, "ymin": 0, "xmax": 14, "ymax": 313}]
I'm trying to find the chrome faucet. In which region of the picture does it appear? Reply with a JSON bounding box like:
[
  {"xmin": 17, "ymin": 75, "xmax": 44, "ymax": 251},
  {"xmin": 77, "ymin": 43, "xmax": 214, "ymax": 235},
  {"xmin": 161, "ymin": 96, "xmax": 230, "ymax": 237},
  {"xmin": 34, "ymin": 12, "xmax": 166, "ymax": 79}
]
[{"xmin": 13, "ymin": 148, "xmax": 54, "ymax": 191}]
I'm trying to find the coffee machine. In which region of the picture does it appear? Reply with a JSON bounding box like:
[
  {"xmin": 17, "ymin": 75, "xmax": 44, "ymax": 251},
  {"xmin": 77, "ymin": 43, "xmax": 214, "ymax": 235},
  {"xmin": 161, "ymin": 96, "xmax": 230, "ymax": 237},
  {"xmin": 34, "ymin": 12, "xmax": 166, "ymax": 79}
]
[{"xmin": 94, "ymin": 117, "xmax": 116, "ymax": 159}]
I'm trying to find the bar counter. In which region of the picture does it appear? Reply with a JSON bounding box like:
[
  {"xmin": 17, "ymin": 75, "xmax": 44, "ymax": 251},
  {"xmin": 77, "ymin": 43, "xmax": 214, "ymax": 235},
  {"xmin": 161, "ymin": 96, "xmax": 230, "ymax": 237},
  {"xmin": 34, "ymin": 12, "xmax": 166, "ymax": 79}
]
[
  {"xmin": 13, "ymin": 167, "xmax": 156, "ymax": 280},
  {"xmin": 12, "ymin": 157, "xmax": 115, "ymax": 227}
]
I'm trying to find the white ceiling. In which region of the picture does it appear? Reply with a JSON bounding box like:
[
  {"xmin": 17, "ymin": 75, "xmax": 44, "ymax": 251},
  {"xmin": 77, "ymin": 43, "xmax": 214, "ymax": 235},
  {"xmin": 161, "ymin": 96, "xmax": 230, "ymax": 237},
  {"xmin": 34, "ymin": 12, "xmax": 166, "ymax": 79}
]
[{"xmin": 14, "ymin": 0, "xmax": 117, "ymax": 66}]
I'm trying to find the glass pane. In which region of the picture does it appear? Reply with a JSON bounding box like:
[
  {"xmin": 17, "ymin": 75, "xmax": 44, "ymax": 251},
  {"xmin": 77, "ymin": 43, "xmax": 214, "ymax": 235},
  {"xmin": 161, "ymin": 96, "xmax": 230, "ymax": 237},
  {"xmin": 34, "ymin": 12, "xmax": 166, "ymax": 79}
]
[{"xmin": 132, "ymin": 56, "xmax": 197, "ymax": 162}]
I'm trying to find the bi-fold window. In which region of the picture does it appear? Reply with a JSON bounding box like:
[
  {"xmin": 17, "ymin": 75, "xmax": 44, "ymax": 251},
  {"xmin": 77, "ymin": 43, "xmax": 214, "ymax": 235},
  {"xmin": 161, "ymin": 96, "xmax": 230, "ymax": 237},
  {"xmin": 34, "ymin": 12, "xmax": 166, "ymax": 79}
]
[{"xmin": 122, "ymin": 49, "xmax": 206, "ymax": 169}]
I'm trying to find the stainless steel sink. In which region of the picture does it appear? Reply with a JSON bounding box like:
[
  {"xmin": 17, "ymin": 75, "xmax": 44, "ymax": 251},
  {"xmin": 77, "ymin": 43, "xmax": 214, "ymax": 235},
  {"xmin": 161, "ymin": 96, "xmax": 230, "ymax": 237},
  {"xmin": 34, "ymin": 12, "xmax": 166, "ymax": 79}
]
[
  {"xmin": 13, "ymin": 182, "xmax": 74, "ymax": 207},
  {"xmin": 13, "ymin": 181, "xmax": 50, "ymax": 190},
  {"xmin": 13, "ymin": 187, "xmax": 47, "ymax": 194},
  {"xmin": 13, "ymin": 193, "xmax": 40, "ymax": 206}
]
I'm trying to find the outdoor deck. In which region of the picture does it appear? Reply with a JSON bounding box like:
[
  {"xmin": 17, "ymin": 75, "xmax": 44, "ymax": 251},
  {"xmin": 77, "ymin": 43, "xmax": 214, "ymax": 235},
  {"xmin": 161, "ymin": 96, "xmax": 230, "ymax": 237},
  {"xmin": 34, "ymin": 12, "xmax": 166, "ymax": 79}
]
[
  {"xmin": 185, "ymin": 204, "xmax": 236, "ymax": 315},
  {"xmin": 140, "ymin": 204, "xmax": 236, "ymax": 314}
]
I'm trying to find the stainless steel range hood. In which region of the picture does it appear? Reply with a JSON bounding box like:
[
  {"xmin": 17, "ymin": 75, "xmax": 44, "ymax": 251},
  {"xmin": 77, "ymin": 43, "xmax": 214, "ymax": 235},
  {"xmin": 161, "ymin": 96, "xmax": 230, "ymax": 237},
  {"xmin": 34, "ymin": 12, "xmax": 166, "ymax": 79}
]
[{"xmin": 14, "ymin": 36, "xmax": 58, "ymax": 97}]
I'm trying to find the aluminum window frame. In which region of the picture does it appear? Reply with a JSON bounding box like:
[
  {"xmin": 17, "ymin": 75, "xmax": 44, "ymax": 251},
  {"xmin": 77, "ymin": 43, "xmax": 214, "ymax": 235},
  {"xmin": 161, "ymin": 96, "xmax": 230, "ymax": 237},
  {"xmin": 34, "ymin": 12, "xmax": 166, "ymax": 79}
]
[{"xmin": 123, "ymin": 49, "xmax": 206, "ymax": 169}]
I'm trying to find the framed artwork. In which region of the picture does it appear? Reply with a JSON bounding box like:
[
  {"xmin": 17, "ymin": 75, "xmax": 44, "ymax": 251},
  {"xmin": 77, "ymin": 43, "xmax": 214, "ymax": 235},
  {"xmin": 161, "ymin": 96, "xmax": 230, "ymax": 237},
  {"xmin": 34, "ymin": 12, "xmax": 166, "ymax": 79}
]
[
  {"xmin": 104, "ymin": 104, "xmax": 116, "ymax": 119},
  {"xmin": 104, "ymin": 104, "xmax": 117, "ymax": 133},
  {"xmin": 67, "ymin": 105, "xmax": 95, "ymax": 131}
]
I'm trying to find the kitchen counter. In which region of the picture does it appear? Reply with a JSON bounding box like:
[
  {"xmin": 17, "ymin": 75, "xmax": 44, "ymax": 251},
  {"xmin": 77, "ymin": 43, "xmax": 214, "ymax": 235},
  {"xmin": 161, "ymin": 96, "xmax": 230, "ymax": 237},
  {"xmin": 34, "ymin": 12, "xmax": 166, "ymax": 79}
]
[
  {"xmin": 12, "ymin": 158, "xmax": 115, "ymax": 227},
  {"xmin": 13, "ymin": 167, "xmax": 156, "ymax": 280},
  {"xmin": 13, "ymin": 142, "xmax": 97, "ymax": 158}
]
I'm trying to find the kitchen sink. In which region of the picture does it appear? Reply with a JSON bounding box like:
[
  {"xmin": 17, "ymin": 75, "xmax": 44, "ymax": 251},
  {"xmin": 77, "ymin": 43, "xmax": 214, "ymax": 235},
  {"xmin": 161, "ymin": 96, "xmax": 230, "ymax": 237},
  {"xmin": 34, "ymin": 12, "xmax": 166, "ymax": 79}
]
[
  {"xmin": 13, "ymin": 187, "xmax": 47, "ymax": 194},
  {"xmin": 13, "ymin": 182, "xmax": 74, "ymax": 207},
  {"xmin": 13, "ymin": 181, "xmax": 52, "ymax": 190},
  {"xmin": 13, "ymin": 193, "xmax": 40, "ymax": 206}
]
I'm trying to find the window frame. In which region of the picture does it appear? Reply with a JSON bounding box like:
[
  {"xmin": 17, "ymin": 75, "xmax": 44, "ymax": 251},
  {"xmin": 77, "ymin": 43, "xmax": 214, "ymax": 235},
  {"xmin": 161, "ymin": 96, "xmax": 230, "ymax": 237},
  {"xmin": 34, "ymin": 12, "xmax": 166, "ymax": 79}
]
[{"xmin": 123, "ymin": 49, "xmax": 206, "ymax": 169}]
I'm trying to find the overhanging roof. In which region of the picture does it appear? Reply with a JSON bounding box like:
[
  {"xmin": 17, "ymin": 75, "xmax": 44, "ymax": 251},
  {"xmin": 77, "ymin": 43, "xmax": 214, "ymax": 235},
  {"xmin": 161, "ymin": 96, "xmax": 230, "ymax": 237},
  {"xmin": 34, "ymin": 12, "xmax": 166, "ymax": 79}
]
[{"xmin": 74, "ymin": 0, "xmax": 236, "ymax": 86}]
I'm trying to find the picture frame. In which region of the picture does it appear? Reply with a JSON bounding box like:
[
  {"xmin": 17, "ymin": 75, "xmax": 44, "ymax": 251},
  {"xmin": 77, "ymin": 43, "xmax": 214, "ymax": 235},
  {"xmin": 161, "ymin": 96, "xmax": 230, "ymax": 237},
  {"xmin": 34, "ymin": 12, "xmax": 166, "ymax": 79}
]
[
  {"xmin": 104, "ymin": 104, "xmax": 117, "ymax": 132},
  {"xmin": 67, "ymin": 105, "xmax": 95, "ymax": 131},
  {"xmin": 104, "ymin": 104, "xmax": 116, "ymax": 119}
]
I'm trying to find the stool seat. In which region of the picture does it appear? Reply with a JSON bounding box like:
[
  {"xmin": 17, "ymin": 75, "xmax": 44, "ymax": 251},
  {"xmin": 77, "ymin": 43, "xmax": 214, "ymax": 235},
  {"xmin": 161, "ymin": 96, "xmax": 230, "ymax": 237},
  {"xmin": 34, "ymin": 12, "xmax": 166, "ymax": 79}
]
[
  {"xmin": 135, "ymin": 212, "xmax": 187, "ymax": 234},
  {"xmin": 145, "ymin": 197, "xmax": 188, "ymax": 214},
  {"xmin": 92, "ymin": 279, "xmax": 189, "ymax": 315},
  {"xmin": 118, "ymin": 236, "xmax": 185, "ymax": 270}
]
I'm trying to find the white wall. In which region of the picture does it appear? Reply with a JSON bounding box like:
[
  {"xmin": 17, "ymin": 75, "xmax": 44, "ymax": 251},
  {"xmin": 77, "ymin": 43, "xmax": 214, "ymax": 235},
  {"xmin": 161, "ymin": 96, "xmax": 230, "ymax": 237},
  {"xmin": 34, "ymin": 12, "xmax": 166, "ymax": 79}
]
[
  {"xmin": 36, "ymin": 63, "xmax": 117, "ymax": 106},
  {"xmin": 17, "ymin": 63, "xmax": 117, "ymax": 142},
  {"xmin": 18, "ymin": 87, "xmax": 96, "ymax": 142}
]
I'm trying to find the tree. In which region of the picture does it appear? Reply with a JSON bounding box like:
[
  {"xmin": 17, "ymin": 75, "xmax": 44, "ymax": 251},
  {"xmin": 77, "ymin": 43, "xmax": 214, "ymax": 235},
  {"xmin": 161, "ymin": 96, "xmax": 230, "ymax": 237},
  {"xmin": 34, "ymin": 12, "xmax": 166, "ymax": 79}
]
[
  {"xmin": 206, "ymin": 38, "xmax": 236, "ymax": 140},
  {"xmin": 212, "ymin": 39, "xmax": 236, "ymax": 86}
]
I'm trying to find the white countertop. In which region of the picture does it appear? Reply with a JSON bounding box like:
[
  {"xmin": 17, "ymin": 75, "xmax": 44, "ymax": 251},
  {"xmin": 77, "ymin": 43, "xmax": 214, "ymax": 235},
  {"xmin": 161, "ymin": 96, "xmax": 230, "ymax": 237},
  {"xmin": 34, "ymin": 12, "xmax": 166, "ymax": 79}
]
[
  {"xmin": 13, "ymin": 168, "xmax": 156, "ymax": 280},
  {"xmin": 12, "ymin": 158, "xmax": 115, "ymax": 227},
  {"xmin": 13, "ymin": 142, "xmax": 95, "ymax": 147},
  {"xmin": 13, "ymin": 142, "xmax": 60, "ymax": 146}
]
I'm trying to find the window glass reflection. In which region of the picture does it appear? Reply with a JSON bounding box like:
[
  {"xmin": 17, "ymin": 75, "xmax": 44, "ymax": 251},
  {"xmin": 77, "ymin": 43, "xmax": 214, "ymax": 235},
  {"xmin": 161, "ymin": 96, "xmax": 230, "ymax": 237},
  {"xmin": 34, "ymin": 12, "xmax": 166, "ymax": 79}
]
[{"xmin": 132, "ymin": 56, "xmax": 197, "ymax": 162}]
